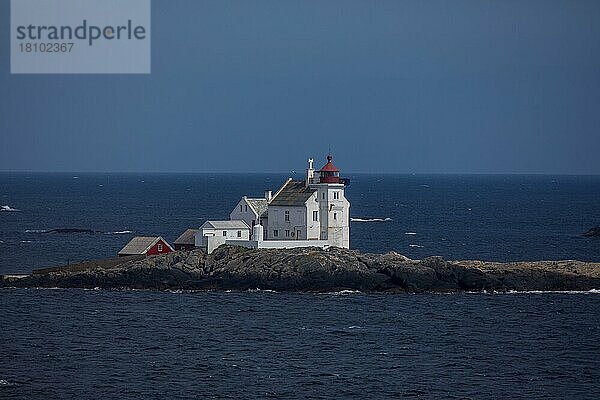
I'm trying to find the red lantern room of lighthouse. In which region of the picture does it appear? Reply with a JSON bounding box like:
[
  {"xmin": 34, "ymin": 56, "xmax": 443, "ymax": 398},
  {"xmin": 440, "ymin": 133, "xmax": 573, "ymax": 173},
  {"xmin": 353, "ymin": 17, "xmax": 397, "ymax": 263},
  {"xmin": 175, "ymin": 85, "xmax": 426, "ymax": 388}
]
[{"xmin": 318, "ymin": 155, "xmax": 343, "ymax": 184}]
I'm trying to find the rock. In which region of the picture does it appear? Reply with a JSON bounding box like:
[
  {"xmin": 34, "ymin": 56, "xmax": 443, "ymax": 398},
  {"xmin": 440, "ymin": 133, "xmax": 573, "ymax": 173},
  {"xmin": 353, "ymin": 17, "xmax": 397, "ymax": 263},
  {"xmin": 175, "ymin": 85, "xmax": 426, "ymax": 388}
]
[
  {"xmin": 582, "ymin": 227, "xmax": 600, "ymax": 237},
  {"xmin": 2, "ymin": 246, "xmax": 600, "ymax": 293}
]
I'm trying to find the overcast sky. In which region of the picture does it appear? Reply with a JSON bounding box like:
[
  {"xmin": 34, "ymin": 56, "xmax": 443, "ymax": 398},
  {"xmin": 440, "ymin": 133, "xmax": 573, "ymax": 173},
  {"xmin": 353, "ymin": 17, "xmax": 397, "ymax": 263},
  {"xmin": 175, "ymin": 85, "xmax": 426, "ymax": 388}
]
[{"xmin": 1, "ymin": 0, "xmax": 599, "ymax": 174}]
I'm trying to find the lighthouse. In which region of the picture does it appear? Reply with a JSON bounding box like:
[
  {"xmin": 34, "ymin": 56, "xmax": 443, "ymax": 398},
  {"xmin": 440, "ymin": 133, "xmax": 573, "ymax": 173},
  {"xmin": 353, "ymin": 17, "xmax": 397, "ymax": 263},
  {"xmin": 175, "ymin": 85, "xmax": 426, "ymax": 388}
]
[
  {"xmin": 309, "ymin": 155, "xmax": 350, "ymax": 248},
  {"xmin": 207, "ymin": 153, "xmax": 351, "ymax": 253}
]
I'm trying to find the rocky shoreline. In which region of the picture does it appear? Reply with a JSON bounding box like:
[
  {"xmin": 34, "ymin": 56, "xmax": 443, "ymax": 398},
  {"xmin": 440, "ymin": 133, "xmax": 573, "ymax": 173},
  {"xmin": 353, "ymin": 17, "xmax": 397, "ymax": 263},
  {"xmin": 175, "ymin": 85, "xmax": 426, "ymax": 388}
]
[{"xmin": 2, "ymin": 245, "xmax": 600, "ymax": 293}]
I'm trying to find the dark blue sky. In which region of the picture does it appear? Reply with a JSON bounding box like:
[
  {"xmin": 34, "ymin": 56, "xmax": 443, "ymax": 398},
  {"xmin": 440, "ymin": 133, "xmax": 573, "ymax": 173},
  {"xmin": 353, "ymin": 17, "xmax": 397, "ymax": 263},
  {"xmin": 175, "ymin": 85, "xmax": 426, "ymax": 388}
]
[{"xmin": 1, "ymin": 0, "xmax": 599, "ymax": 174}]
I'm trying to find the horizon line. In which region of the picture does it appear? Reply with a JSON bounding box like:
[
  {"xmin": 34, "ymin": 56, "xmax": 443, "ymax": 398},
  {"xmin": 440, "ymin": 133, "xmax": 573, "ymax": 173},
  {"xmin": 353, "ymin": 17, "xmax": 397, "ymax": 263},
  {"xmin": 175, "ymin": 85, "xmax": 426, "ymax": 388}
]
[{"xmin": 1, "ymin": 170, "xmax": 599, "ymax": 177}]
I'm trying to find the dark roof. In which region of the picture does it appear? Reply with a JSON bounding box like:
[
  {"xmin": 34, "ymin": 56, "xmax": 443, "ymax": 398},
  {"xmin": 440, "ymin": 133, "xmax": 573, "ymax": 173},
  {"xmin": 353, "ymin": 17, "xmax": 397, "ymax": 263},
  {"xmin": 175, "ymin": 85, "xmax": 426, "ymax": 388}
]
[
  {"xmin": 269, "ymin": 180, "xmax": 316, "ymax": 206},
  {"xmin": 246, "ymin": 198, "xmax": 268, "ymax": 217},
  {"xmin": 118, "ymin": 236, "xmax": 174, "ymax": 255},
  {"xmin": 174, "ymin": 228, "xmax": 198, "ymax": 245}
]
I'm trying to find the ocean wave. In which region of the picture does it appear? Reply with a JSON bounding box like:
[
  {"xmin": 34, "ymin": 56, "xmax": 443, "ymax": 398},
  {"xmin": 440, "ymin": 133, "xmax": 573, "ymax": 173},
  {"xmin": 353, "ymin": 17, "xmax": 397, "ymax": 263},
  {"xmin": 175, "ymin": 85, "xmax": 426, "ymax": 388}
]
[
  {"xmin": 246, "ymin": 288, "xmax": 278, "ymax": 293},
  {"xmin": 20, "ymin": 240, "xmax": 33, "ymax": 243},
  {"xmin": 325, "ymin": 289, "xmax": 363, "ymax": 295},
  {"xmin": 1, "ymin": 205, "xmax": 20, "ymax": 212},
  {"xmin": 350, "ymin": 217, "xmax": 392, "ymax": 222},
  {"xmin": 505, "ymin": 289, "xmax": 600, "ymax": 295},
  {"xmin": 25, "ymin": 228, "xmax": 129, "ymax": 234},
  {"xmin": 405, "ymin": 232, "xmax": 417, "ymax": 235},
  {"xmin": 409, "ymin": 244, "xmax": 424, "ymax": 248}
]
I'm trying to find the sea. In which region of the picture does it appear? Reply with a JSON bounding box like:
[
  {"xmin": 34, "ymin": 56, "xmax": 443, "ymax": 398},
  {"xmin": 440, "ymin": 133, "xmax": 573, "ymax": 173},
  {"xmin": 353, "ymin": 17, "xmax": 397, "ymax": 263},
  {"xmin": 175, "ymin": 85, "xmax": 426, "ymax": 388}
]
[{"xmin": 1, "ymin": 173, "xmax": 599, "ymax": 399}]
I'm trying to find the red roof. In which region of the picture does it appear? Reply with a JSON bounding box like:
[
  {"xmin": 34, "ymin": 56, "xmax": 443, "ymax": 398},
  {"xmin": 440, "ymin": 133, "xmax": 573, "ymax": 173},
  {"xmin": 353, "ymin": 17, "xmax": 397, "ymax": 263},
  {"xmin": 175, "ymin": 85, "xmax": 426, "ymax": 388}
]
[{"xmin": 319, "ymin": 155, "xmax": 340, "ymax": 172}]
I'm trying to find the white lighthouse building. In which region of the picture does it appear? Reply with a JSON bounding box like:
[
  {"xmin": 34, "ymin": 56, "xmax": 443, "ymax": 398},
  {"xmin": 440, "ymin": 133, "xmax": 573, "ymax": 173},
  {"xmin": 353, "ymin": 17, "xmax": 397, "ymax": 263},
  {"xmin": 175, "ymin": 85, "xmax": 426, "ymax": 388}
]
[
  {"xmin": 195, "ymin": 155, "xmax": 350, "ymax": 253},
  {"xmin": 266, "ymin": 155, "xmax": 350, "ymax": 248}
]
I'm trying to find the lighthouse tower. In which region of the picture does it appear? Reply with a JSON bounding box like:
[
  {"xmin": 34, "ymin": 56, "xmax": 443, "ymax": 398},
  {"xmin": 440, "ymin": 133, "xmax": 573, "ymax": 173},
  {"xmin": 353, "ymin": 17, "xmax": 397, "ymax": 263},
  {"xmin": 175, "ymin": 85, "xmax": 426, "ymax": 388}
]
[{"xmin": 308, "ymin": 155, "xmax": 350, "ymax": 248}]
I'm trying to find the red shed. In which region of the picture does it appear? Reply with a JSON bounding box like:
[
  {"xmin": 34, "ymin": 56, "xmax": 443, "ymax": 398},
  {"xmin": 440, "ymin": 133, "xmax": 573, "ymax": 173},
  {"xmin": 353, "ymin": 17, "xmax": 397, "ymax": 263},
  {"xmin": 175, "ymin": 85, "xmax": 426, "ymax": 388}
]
[{"xmin": 118, "ymin": 236, "xmax": 174, "ymax": 257}]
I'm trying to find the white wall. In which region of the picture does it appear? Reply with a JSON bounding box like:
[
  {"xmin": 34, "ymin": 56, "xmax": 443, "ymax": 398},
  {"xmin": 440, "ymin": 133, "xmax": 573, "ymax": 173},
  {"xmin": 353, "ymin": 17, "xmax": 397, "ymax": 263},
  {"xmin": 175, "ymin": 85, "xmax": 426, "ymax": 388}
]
[
  {"xmin": 229, "ymin": 198, "xmax": 258, "ymax": 227},
  {"xmin": 195, "ymin": 227, "xmax": 250, "ymax": 252},
  {"xmin": 229, "ymin": 197, "xmax": 267, "ymax": 240},
  {"xmin": 312, "ymin": 183, "xmax": 350, "ymax": 248},
  {"xmin": 206, "ymin": 235, "xmax": 227, "ymax": 253},
  {"xmin": 305, "ymin": 194, "xmax": 320, "ymax": 240},
  {"xmin": 267, "ymin": 206, "xmax": 302, "ymax": 239},
  {"xmin": 223, "ymin": 239, "xmax": 330, "ymax": 253},
  {"xmin": 255, "ymin": 239, "xmax": 329, "ymax": 249},
  {"xmin": 267, "ymin": 194, "xmax": 320, "ymax": 241}
]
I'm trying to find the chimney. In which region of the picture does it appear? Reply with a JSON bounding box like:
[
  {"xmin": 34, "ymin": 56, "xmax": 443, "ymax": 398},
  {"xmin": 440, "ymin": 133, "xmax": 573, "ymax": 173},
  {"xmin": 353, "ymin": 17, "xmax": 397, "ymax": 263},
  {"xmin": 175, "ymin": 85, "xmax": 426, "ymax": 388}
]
[
  {"xmin": 265, "ymin": 190, "xmax": 272, "ymax": 202},
  {"xmin": 306, "ymin": 158, "xmax": 315, "ymax": 187}
]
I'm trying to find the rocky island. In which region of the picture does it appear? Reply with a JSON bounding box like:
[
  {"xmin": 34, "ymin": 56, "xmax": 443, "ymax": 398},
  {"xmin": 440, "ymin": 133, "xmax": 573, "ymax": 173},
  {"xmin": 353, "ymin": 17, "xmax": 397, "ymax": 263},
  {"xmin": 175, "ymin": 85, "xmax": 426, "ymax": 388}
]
[{"xmin": 2, "ymin": 246, "xmax": 599, "ymax": 293}]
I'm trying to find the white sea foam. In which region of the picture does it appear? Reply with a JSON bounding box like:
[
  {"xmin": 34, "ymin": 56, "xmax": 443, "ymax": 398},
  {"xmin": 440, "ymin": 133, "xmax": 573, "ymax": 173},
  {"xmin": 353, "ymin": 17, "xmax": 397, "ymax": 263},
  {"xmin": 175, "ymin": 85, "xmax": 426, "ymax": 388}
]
[
  {"xmin": 326, "ymin": 289, "xmax": 363, "ymax": 295},
  {"xmin": 105, "ymin": 230, "xmax": 133, "ymax": 235},
  {"xmin": 409, "ymin": 244, "xmax": 424, "ymax": 248},
  {"xmin": 20, "ymin": 240, "xmax": 33, "ymax": 243},
  {"xmin": 25, "ymin": 229, "xmax": 48, "ymax": 233},
  {"xmin": 1, "ymin": 205, "xmax": 20, "ymax": 212},
  {"xmin": 247, "ymin": 288, "xmax": 278, "ymax": 293},
  {"xmin": 405, "ymin": 232, "xmax": 417, "ymax": 235},
  {"xmin": 505, "ymin": 289, "xmax": 600, "ymax": 295},
  {"xmin": 350, "ymin": 217, "xmax": 392, "ymax": 222}
]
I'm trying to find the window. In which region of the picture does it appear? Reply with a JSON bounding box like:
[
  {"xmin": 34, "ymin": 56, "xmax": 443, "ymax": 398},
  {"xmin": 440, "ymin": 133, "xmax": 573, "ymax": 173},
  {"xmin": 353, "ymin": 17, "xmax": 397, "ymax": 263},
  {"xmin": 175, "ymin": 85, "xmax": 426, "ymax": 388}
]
[
  {"xmin": 285, "ymin": 230, "xmax": 290, "ymax": 237},
  {"xmin": 291, "ymin": 231, "xmax": 295, "ymax": 237},
  {"xmin": 322, "ymin": 192, "xmax": 325, "ymax": 199},
  {"xmin": 223, "ymin": 231, "xmax": 227, "ymax": 236},
  {"xmin": 313, "ymin": 210, "xmax": 318, "ymax": 221},
  {"xmin": 333, "ymin": 212, "xmax": 337, "ymax": 220},
  {"xmin": 240, "ymin": 205, "xmax": 243, "ymax": 212},
  {"xmin": 273, "ymin": 230, "xmax": 279, "ymax": 237},
  {"xmin": 157, "ymin": 243, "xmax": 163, "ymax": 252},
  {"xmin": 333, "ymin": 192, "xmax": 339, "ymax": 200},
  {"xmin": 245, "ymin": 205, "xmax": 248, "ymax": 212},
  {"xmin": 237, "ymin": 230, "xmax": 242, "ymax": 238},
  {"xmin": 285, "ymin": 210, "xmax": 290, "ymax": 221}
]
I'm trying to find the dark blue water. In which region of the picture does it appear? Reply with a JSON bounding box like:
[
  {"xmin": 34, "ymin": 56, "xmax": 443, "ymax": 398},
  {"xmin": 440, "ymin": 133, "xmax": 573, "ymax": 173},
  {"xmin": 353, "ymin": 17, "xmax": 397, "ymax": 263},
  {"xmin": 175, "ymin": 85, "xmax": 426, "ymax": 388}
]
[
  {"xmin": 1, "ymin": 174, "xmax": 600, "ymax": 399},
  {"xmin": 1, "ymin": 289, "xmax": 599, "ymax": 399},
  {"xmin": 1, "ymin": 173, "xmax": 599, "ymax": 274}
]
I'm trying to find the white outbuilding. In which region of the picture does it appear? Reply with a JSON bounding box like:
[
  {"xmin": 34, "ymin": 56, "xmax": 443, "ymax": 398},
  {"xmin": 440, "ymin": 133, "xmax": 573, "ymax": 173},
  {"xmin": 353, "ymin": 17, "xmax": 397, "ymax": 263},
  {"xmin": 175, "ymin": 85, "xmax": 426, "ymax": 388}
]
[{"xmin": 195, "ymin": 220, "xmax": 250, "ymax": 253}]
